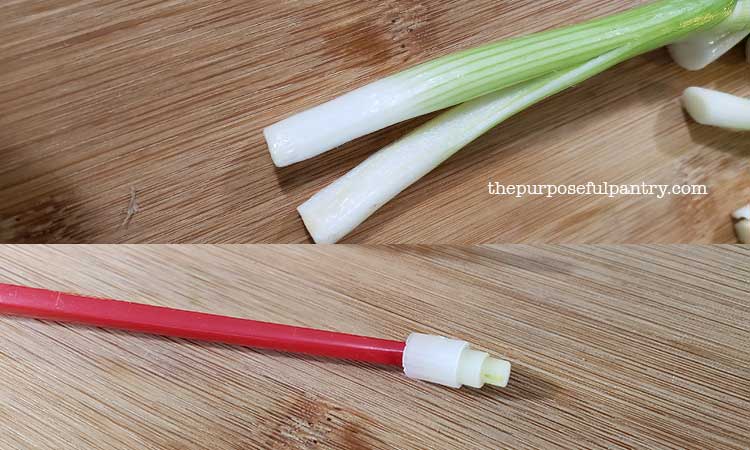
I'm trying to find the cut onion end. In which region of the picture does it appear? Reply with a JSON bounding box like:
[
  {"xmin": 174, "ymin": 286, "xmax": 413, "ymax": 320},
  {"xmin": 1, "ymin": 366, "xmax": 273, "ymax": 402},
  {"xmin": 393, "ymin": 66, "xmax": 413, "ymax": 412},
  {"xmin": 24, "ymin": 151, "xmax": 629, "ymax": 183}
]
[
  {"xmin": 668, "ymin": 30, "xmax": 750, "ymax": 71},
  {"xmin": 732, "ymin": 204, "xmax": 750, "ymax": 220},
  {"xmin": 682, "ymin": 87, "xmax": 750, "ymax": 131}
]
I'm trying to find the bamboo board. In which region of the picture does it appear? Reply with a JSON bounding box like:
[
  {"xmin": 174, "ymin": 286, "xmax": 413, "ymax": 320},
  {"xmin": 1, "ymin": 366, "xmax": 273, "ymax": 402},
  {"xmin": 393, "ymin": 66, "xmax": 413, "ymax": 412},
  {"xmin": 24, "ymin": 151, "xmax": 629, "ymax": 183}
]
[
  {"xmin": 0, "ymin": 0, "xmax": 748, "ymax": 243},
  {"xmin": 0, "ymin": 245, "xmax": 748, "ymax": 448}
]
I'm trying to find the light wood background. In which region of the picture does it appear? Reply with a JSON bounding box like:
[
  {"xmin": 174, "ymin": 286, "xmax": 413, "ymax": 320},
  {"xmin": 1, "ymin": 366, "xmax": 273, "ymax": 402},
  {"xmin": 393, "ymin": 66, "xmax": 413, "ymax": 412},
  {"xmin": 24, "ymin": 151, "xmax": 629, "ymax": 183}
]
[
  {"xmin": 0, "ymin": 245, "xmax": 748, "ymax": 449},
  {"xmin": 1, "ymin": 0, "xmax": 748, "ymax": 243}
]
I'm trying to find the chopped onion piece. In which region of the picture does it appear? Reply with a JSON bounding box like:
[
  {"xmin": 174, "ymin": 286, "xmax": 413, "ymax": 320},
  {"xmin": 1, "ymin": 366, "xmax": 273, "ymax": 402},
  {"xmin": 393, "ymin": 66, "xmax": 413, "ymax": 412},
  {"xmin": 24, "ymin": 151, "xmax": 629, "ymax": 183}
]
[
  {"xmin": 682, "ymin": 87, "xmax": 750, "ymax": 131},
  {"xmin": 733, "ymin": 204, "xmax": 750, "ymax": 220},
  {"xmin": 735, "ymin": 220, "xmax": 750, "ymax": 243},
  {"xmin": 669, "ymin": 30, "xmax": 749, "ymax": 70},
  {"xmin": 669, "ymin": 0, "xmax": 750, "ymax": 70}
]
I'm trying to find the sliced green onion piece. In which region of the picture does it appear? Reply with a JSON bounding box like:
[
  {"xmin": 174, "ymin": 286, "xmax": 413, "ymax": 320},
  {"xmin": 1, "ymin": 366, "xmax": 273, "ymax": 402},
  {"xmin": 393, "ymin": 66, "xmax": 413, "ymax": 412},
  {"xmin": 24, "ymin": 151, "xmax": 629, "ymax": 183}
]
[
  {"xmin": 669, "ymin": 0, "xmax": 750, "ymax": 70},
  {"xmin": 682, "ymin": 87, "xmax": 750, "ymax": 130},
  {"xmin": 298, "ymin": 44, "xmax": 652, "ymax": 243},
  {"xmin": 266, "ymin": 0, "xmax": 736, "ymax": 167},
  {"xmin": 733, "ymin": 204, "xmax": 750, "ymax": 220},
  {"xmin": 669, "ymin": 30, "xmax": 749, "ymax": 70}
]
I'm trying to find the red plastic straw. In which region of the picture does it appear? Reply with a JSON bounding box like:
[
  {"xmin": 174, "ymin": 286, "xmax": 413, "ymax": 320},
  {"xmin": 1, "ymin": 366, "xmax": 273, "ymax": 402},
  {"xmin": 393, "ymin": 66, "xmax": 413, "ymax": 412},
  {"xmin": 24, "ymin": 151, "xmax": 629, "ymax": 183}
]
[{"xmin": 0, "ymin": 283, "xmax": 405, "ymax": 366}]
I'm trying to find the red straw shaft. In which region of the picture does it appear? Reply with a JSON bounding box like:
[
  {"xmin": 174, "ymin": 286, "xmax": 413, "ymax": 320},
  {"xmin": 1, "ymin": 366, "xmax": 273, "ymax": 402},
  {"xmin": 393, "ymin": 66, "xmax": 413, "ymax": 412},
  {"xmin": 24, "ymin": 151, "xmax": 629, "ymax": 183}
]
[{"xmin": 0, "ymin": 283, "xmax": 405, "ymax": 366}]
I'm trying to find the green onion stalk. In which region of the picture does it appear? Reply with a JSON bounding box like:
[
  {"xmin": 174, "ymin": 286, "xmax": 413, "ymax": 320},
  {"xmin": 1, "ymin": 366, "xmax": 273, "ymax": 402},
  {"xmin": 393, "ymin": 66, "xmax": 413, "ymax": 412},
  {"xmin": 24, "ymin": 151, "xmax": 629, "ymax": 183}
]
[
  {"xmin": 266, "ymin": 0, "xmax": 737, "ymax": 167},
  {"xmin": 290, "ymin": 0, "xmax": 748, "ymax": 243}
]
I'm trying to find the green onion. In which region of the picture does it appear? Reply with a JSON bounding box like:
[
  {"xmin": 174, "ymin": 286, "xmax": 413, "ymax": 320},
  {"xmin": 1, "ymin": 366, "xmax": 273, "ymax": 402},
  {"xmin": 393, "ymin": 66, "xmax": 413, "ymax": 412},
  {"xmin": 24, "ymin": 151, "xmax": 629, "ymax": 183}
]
[
  {"xmin": 265, "ymin": 0, "xmax": 736, "ymax": 167},
  {"xmin": 298, "ymin": 43, "xmax": 652, "ymax": 243},
  {"xmin": 298, "ymin": 1, "xmax": 748, "ymax": 243}
]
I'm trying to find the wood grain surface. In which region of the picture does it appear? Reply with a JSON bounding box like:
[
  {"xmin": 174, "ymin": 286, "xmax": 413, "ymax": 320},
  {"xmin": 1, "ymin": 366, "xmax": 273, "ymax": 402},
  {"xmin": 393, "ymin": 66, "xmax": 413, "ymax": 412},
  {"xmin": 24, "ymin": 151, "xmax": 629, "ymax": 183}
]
[
  {"xmin": 0, "ymin": 245, "xmax": 748, "ymax": 449},
  {"xmin": 1, "ymin": 0, "xmax": 748, "ymax": 243}
]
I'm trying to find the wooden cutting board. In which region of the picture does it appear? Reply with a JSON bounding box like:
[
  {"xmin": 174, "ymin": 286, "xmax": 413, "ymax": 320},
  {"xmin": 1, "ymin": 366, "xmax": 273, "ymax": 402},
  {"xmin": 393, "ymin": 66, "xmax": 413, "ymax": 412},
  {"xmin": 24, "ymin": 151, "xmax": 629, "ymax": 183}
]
[
  {"xmin": 1, "ymin": 0, "xmax": 748, "ymax": 243},
  {"xmin": 0, "ymin": 245, "xmax": 748, "ymax": 449}
]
